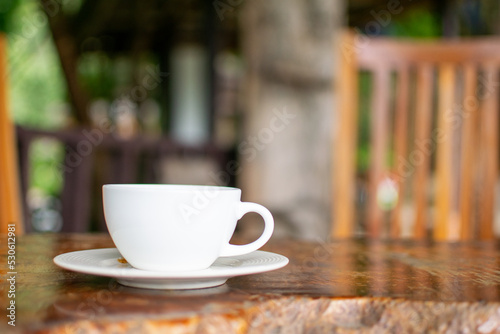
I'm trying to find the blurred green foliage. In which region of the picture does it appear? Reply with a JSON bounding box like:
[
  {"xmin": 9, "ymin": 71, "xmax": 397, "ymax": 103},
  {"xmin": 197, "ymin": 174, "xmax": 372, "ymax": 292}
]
[
  {"xmin": 356, "ymin": 72, "xmax": 371, "ymax": 173},
  {"xmin": 30, "ymin": 139, "xmax": 64, "ymax": 196},
  {"xmin": 0, "ymin": 0, "xmax": 19, "ymax": 33},
  {"xmin": 7, "ymin": 0, "xmax": 67, "ymax": 197},
  {"xmin": 390, "ymin": 8, "xmax": 441, "ymax": 38},
  {"xmin": 8, "ymin": 0, "xmax": 67, "ymax": 129},
  {"xmin": 78, "ymin": 53, "xmax": 116, "ymax": 99}
]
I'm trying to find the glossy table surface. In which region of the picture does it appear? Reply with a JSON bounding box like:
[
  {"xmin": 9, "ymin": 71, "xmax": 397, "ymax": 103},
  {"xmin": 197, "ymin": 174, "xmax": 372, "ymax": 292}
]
[{"xmin": 2, "ymin": 233, "xmax": 500, "ymax": 333}]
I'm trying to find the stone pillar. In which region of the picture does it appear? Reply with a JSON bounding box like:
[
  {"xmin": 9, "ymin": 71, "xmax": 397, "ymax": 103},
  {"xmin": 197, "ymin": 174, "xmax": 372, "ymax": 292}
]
[{"xmin": 239, "ymin": 0, "xmax": 345, "ymax": 240}]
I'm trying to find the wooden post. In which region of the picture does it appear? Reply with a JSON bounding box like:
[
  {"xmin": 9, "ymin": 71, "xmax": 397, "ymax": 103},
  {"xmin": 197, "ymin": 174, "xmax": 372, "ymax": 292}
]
[
  {"xmin": 332, "ymin": 30, "xmax": 359, "ymax": 239},
  {"xmin": 0, "ymin": 33, "xmax": 24, "ymax": 234},
  {"xmin": 434, "ymin": 63, "xmax": 455, "ymax": 241},
  {"xmin": 240, "ymin": 0, "xmax": 344, "ymax": 240}
]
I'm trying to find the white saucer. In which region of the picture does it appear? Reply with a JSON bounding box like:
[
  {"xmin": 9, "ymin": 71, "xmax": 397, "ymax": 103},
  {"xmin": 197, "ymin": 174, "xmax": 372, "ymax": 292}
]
[{"xmin": 53, "ymin": 248, "xmax": 288, "ymax": 290}]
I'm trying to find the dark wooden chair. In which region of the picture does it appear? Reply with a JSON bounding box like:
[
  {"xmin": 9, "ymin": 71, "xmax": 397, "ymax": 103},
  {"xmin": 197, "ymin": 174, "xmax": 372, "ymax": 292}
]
[
  {"xmin": 332, "ymin": 31, "xmax": 500, "ymax": 241},
  {"xmin": 16, "ymin": 126, "xmax": 231, "ymax": 233}
]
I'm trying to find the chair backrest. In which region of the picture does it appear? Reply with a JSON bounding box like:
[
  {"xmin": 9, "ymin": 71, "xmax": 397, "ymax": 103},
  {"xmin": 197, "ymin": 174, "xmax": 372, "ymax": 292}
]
[
  {"xmin": 332, "ymin": 31, "xmax": 500, "ymax": 241},
  {"xmin": 0, "ymin": 33, "xmax": 23, "ymax": 235},
  {"xmin": 16, "ymin": 126, "xmax": 230, "ymax": 233}
]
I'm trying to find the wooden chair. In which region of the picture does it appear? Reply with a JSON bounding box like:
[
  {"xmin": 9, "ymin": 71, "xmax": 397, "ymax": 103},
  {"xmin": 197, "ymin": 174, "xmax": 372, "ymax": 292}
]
[
  {"xmin": 16, "ymin": 125, "xmax": 231, "ymax": 233},
  {"xmin": 0, "ymin": 33, "xmax": 24, "ymax": 235},
  {"xmin": 332, "ymin": 31, "xmax": 500, "ymax": 241}
]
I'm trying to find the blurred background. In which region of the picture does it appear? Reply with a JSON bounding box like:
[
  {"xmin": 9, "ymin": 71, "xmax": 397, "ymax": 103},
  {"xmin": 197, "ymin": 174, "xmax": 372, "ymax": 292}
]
[{"xmin": 2, "ymin": 0, "xmax": 500, "ymax": 238}]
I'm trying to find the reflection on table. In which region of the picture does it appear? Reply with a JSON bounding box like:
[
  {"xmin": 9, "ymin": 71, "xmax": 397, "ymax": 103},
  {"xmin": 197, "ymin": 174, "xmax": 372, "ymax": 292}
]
[{"xmin": 2, "ymin": 233, "xmax": 500, "ymax": 333}]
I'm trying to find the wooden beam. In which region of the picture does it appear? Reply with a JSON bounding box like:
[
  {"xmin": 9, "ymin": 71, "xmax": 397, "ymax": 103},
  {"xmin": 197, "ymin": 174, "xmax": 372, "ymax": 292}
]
[
  {"xmin": 332, "ymin": 31, "xmax": 359, "ymax": 238},
  {"xmin": 0, "ymin": 33, "xmax": 24, "ymax": 234},
  {"xmin": 40, "ymin": 0, "xmax": 91, "ymax": 125}
]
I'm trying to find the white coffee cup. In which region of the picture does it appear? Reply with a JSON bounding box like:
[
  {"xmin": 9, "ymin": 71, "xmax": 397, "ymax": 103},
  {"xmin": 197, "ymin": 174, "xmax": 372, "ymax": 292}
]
[{"xmin": 102, "ymin": 184, "xmax": 274, "ymax": 271}]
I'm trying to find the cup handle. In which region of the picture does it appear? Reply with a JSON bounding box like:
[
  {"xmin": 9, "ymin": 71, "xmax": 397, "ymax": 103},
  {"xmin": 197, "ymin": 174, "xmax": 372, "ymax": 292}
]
[{"xmin": 219, "ymin": 202, "xmax": 274, "ymax": 257}]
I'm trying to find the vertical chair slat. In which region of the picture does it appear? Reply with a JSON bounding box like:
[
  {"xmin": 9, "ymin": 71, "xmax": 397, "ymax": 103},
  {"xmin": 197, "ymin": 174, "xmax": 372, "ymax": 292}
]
[
  {"xmin": 434, "ymin": 63, "xmax": 456, "ymax": 241},
  {"xmin": 367, "ymin": 66, "xmax": 391, "ymax": 238},
  {"xmin": 332, "ymin": 32, "xmax": 359, "ymax": 238},
  {"xmin": 390, "ymin": 66, "xmax": 410, "ymax": 238},
  {"xmin": 477, "ymin": 63, "xmax": 498, "ymax": 240},
  {"xmin": 412, "ymin": 64, "xmax": 434, "ymax": 239},
  {"xmin": 459, "ymin": 64, "xmax": 478, "ymax": 240}
]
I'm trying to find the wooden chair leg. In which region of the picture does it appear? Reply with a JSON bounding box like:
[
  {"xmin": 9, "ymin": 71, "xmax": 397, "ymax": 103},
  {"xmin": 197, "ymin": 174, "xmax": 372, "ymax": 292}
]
[{"xmin": 61, "ymin": 144, "xmax": 94, "ymax": 232}]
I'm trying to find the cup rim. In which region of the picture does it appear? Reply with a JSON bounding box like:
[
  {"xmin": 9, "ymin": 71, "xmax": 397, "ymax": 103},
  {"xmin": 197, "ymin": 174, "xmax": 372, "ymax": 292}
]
[{"xmin": 102, "ymin": 184, "xmax": 240, "ymax": 192}]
